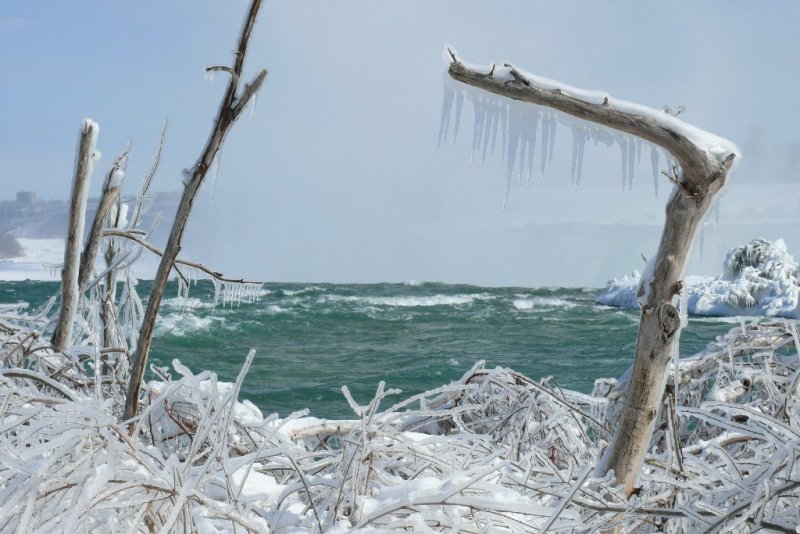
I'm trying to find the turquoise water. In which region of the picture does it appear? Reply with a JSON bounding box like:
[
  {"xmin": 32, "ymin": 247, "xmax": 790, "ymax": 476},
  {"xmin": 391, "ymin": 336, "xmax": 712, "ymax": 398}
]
[{"xmin": 0, "ymin": 280, "xmax": 736, "ymax": 419}]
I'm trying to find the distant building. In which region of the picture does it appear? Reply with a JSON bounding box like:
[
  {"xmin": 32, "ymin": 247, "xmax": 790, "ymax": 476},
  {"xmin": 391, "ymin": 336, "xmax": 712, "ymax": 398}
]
[{"xmin": 16, "ymin": 191, "xmax": 37, "ymax": 206}]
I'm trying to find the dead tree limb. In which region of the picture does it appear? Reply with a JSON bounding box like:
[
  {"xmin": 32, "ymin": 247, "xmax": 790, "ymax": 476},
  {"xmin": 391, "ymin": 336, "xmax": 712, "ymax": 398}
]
[
  {"xmin": 124, "ymin": 0, "xmax": 267, "ymax": 423},
  {"xmin": 79, "ymin": 149, "xmax": 128, "ymax": 292},
  {"xmin": 101, "ymin": 229, "xmax": 262, "ymax": 285},
  {"xmin": 52, "ymin": 119, "xmax": 99, "ymax": 351},
  {"xmin": 447, "ymin": 53, "xmax": 738, "ymax": 496}
]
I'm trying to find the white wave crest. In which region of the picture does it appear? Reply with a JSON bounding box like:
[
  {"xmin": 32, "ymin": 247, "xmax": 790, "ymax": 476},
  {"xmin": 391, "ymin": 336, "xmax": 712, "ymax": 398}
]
[
  {"xmin": 156, "ymin": 313, "xmax": 223, "ymax": 337},
  {"xmin": 160, "ymin": 297, "xmax": 213, "ymax": 310},
  {"xmin": 325, "ymin": 294, "xmax": 491, "ymax": 308},
  {"xmin": 512, "ymin": 297, "xmax": 576, "ymax": 310}
]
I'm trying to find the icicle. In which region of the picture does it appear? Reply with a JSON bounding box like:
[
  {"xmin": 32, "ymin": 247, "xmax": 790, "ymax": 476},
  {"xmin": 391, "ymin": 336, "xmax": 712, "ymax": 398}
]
[
  {"xmin": 499, "ymin": 102, "xmax": 508, "ymax": 158},
  {"xmin": 504, "ymin": 107, "xmax": 521, "ymax": 209},
  {"xmin": 526, "ymin": 110, "xmax": 539, "ymax": 186},
  {"xmin": 506, "ymin": 107, "xmax": 521, "ymax": 185},
  {"xmin": 249, "ymin": 90, "xmax": 258, "ymax": 123},
  {"xmin": 627, "ymin": 136, "xmax": 635, "ymax": 190},
  {"xmin": 539, "ymin": 113, "xmax": 550, "ymax": 180},
  {"xmin": 437, "ymin": 82, "xmax": 455, "ymax": 148},
  {"xmin": 650, "ymin": 144, "xmax": 660, "ymax": 197},
  {"xmin": 575, "ymin": 128, "xmax": 586, "ymax": 187},
  {"xmin": 570, "ymin": 124, "xmax": 580, "ymax": 186},
  {"xmin": 547, "ymin": 113, "xmax": 556, "ymax": 164},
  {"xmin": 714, "ymin": 202, "xmax": 720, "ymax": 232},
  {"xmin": 470, "ymin": 95, "xmax": 486, "ymax": 162},
  {"xmin": 212, "ymin": 278, "xmax": 263, "ymax": 308},
  {"xmin": 591, "ymin": 125, "xmax": 614, "ymax": 147},
  {"xmin": 481, "ymin": 101, "xmax": 497, "ymax": 163},
  {"xmin": 617, "ymin": 136, "xmax": 629, "ymax": 190},
  {"xmin": 488, "ymin": 101, "xmax": 501, "ymax": 157},
  {"xmin": 451, "ymin": 88, "xmax": 464, "ymax": 144}
]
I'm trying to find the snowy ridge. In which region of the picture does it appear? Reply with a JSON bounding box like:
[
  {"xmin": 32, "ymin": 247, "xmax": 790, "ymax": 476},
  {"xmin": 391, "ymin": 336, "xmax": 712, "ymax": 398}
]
[{"xmin": 597, "ymin": 238, "xmax": 800, "ymax": 318}]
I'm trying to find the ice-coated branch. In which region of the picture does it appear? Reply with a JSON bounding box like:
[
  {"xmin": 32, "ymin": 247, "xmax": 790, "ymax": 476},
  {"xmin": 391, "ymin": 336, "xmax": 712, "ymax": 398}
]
[
  {"xmin": 129, "ymin": 120, "xmax": 167, "ymax": 230},
  {"xmin": 124, "ymin": 0, "xmax": 267, "ymax": 423},
  {"xmin": 79, "ymin": 148, "xmax": 128, "ymax": 292},
  {"xmin": 446, "ymin": 50, "xmax": 737, "ymax": 191},
  {"xmin": 52, "ymin": 119, "xmax": 99, "ymax": 352},
  {"xmin": 446, "ymin": 48, "xmax": 739, "ymax": 496},
  {"xmin": 101, "ymin": 229, "xmax": 262, "ymax": 286}
]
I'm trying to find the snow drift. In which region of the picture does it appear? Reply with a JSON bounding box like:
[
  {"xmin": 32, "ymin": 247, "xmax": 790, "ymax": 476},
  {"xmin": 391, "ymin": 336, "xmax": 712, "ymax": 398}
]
[{"xmin": 597, "ymin": 238, "xmax": 800, "ymax": 318}]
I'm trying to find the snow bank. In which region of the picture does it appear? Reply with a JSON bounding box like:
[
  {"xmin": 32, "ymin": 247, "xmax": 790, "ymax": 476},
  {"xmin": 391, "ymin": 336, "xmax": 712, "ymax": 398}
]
[{"xmin": 597, "ymin": 238, "xmax": 800, "ymax": 318}]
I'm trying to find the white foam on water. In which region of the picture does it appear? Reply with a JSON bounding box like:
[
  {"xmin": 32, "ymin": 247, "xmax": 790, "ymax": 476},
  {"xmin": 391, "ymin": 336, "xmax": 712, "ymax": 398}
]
[
  {"xmin": 160, "ymin": 297, "xmax": 213, "ymax": 310},
  {"xmin": 156, "ymin": 313, "xmax": 223, "ymax": 337},
  {"xmin": 322, "ymin": 294, "xmax": 492, "ymax": 308},
  {"xmin": 512, "ymin": 296, "xmax": 576, "ymax": 311}
]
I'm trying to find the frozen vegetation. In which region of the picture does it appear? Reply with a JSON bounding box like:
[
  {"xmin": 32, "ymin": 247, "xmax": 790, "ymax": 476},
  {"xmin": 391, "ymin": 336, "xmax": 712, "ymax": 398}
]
[
  {"xmin": 599, "ymin": 238, "xmax": 800, "ymax": 318},
  {"xmin": 3, "ymin": 2, "xmax": 797, "ymax": 529},
  {"xmin": 2, "ymin": 296, "xmax": 800, "ymax": 531}
]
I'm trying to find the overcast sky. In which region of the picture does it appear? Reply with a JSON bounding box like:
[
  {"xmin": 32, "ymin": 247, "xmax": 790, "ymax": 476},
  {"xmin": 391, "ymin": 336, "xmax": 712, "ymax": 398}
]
[{"xmin": 2, "ymin": 1, "xmax": 799, "ymax": 287}]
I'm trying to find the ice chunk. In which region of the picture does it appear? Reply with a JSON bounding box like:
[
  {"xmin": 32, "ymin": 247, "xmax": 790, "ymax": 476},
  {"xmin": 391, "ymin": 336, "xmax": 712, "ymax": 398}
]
[{"xmin": 598, "ymin": 238, "xmax": 800, "ymax": 319}]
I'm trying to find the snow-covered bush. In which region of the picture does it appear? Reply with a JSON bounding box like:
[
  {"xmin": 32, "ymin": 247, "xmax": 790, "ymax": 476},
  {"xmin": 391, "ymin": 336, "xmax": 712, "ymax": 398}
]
[{"xmin": 1, "ymin": 297, "xmax": 799, "ymax": 531}]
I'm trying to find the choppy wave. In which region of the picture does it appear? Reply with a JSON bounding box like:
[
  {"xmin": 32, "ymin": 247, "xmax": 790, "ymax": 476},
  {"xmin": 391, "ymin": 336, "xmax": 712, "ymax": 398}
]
[
  {"xmin": 512, "ymin": 297, "xmax": 576, "ymax": 311},
  {"xmin": 322, "ymin": 294, "xmax": 492, "ymax": 308},
  {"xmin": 161, "ymin": 297, "xmax": 214, "ymax": 310},
  {"xmin": 156, "ymin": 313, "xmax": 223, "ymax": 337}
]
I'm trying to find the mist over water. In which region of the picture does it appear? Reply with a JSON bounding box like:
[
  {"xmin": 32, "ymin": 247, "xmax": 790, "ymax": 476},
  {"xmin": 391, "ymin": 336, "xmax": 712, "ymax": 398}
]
[{"xmin": 0, "ymin": 280, "xmax": 735, "ymax": 419}]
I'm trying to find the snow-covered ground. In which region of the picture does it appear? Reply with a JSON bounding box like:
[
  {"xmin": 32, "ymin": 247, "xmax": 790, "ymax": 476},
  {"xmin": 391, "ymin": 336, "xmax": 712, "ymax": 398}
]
[{"xmin": 598, "ymin": 238, "xmax": 800, "ymax": 318}]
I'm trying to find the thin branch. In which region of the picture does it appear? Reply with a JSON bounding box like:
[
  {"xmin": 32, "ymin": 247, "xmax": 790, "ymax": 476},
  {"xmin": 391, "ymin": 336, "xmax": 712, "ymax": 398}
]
[
  {"xmin": 124, "ymin": 0, "xmax": 267, "ymax": 422},
  {"xmin": 101, "ymin": 229, "xmax": 262, "ymax": 285}
]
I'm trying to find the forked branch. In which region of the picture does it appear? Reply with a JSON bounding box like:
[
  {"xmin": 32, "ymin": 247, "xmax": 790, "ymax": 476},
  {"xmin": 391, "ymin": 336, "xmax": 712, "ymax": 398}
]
[{"xmin": 124, "ymin": 0, "xmax": 267, "ymax": 424}]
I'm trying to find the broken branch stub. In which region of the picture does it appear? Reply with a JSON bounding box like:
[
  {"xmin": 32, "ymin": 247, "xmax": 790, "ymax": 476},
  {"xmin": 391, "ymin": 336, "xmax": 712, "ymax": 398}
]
[{"xmin": 52, "ymin": 119, "xmax": 99, "ymax": 352}]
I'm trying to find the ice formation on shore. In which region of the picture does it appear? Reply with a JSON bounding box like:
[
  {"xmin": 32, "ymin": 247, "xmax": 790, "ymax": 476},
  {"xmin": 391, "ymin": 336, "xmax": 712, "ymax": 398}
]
[
  {"xmin": 598, "ymin": 238, "xmax": 800, "ymax": 318},
  {"xmin": 2, "ymin": 297, "xmax": 800, "ymax": 531}
]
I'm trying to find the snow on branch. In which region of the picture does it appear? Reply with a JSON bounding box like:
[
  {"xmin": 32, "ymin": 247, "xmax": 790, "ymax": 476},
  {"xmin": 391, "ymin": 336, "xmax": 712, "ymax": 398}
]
[{"xmin": 445, "ymin": 49, "xmax": 739, "ymax": 190}]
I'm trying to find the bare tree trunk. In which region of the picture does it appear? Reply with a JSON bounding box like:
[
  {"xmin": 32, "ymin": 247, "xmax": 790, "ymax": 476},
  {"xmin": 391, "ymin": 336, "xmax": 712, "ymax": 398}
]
[
  {"xmin": 123, "ymin": 0, "xmax": 267, "ymax": 423},
  {"xmin": 447, "ymin": 56, "xmax": 736, "ymax": 495},
  {"xmin": 78, "ymin": 150, "xmax": 127, "ymax": 293},
  {"xmin": 52, "ymin": 119, "xmax": 99, "ymax": 352}
]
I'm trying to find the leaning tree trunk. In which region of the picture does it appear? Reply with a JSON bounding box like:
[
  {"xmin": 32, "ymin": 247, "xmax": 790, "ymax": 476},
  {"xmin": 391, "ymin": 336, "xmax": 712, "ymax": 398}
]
[
  {"xmin": 78, "ymin": 150, "xmax": 127, "ymax": 293},
  {"xmin": 447, "ymin": 55, "xmax": 737, "ymax": 495},
  {"xmin": 52, "ymin": 119, "xmax": 99, "ymax": 352},
  {"xmin": 123, "ymin": 0, "xmax": 267, "ymax": 423}
]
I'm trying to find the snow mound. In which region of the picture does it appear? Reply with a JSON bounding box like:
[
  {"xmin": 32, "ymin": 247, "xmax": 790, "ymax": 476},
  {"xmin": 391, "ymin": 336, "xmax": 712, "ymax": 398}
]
[{"xmin": 597, "ymin": 238, "xmax": 800, "ymax": 318}]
